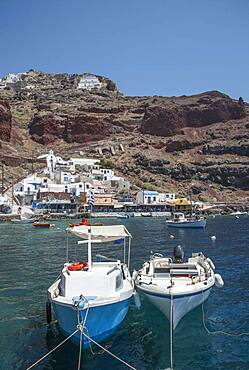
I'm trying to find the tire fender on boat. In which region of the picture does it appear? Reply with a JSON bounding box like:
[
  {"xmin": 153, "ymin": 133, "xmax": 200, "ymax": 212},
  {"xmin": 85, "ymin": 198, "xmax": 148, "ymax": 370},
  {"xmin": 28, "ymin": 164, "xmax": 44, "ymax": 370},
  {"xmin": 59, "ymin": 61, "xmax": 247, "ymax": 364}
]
[
  {"xmin": 215, "ymin": 273, "xmax": 224, "ymax": 288},
  {"xmin": 46, "ymin": 301, "xmax": 52, "ymax": 324}
]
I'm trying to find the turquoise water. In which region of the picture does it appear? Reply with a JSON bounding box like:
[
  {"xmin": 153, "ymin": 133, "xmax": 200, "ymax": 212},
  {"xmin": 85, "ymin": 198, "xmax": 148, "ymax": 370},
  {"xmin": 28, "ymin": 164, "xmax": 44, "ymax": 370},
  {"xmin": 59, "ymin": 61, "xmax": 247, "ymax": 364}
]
[{"xmin": 1, "ymin": 216, "xmax": 249, "ymax": 370}]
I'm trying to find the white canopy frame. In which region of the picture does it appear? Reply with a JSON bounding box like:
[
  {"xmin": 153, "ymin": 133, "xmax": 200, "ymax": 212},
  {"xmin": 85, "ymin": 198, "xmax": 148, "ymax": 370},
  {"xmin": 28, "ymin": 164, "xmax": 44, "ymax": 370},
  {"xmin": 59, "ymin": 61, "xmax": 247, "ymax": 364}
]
[{"xmin": 67, "ymin": 225, "xmax": 132, "ymax": 270}]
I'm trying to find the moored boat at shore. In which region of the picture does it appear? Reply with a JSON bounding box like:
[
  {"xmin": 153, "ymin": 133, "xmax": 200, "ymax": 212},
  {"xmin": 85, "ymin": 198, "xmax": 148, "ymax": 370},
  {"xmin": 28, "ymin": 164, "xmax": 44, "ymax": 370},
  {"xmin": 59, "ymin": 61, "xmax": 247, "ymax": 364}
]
[
  {"xmin": 166, "ymin": 212, "xmax": 206, "ymax": 228},
  {"xmin": 47, "ymin": 224, "xmax": 134, "ymax": 348},
  {"xmin": 134, "ymin": 246, "xmax": 223, "ymax": 329}
]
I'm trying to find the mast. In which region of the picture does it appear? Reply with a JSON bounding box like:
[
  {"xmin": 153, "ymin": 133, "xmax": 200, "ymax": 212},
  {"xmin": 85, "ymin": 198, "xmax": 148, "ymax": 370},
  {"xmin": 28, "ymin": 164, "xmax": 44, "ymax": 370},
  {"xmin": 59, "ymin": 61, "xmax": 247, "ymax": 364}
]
[{"xmin": 88, "ymin": 227, "xmax": 92, "ymax": 270}]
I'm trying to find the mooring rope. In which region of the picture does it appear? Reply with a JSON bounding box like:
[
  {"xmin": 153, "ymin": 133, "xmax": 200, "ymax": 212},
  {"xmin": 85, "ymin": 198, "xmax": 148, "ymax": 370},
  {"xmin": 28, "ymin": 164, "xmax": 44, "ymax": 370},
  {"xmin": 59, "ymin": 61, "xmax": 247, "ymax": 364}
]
[
  {"xmin": 25, "ymin": 328, "xmax": 79, "ymax": 370},
  {"xmin": 168, "ymin": 284, "xmax": 174, "ymax": 370},
  {"xmin": 202, "ymin": 291, "xmax": 249, "ymax": 337}
]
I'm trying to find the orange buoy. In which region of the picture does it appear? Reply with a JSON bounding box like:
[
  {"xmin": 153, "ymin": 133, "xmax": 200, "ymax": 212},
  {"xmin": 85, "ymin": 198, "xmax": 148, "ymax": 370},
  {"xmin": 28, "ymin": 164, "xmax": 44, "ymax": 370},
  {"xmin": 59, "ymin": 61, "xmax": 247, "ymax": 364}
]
[{"xmin": 68, "ymin": 261, "xmax": 88, "ymax": 271}]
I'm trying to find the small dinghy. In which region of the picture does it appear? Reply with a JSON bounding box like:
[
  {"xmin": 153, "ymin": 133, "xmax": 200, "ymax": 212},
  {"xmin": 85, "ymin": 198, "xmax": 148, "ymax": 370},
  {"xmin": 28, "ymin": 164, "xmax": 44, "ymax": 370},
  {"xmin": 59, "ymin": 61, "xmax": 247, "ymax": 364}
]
[
  {"xmin": 33, "ymin": 222, "xmax": 52, "ymax": 228},
  {"xmin": 47, "ymin": 224, "xmax": 134, "ymax": 348},
  {"xmin": 166, "ymin": 212, "xmax": 206, "ymax": 228},
  {"xmin": 134, "ymin": 246, "xmax": 223, "ymax": 329}
]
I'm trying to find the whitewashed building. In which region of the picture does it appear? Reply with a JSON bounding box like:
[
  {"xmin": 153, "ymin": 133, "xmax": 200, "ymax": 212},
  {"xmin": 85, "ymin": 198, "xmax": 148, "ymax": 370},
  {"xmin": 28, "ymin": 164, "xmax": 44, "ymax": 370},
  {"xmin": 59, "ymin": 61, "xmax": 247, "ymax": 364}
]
[
  {"xmin": 68, "ymin": 158, "xmax": 100, "ymax": 172},
  {"xmin": 77, "ymin": 75, "xmax": 102, "ymax": 90},
  {"xmin": 158, "ymin": 193, "xmax": 176, "ymax": 203},
  {"xmin": 100, "ymin": 168, "xmax": 114, "ymax": 181},
  {"xmin": 136, "ymin": 191, "xmax": 176, "ymax": 205},
  {"xmin": 136, "ymin": 191, "xmax": 160, "ymax": 205},
  {"xmin": 38, "ymin": 150, "xmax": 68, "ymax": 173}
]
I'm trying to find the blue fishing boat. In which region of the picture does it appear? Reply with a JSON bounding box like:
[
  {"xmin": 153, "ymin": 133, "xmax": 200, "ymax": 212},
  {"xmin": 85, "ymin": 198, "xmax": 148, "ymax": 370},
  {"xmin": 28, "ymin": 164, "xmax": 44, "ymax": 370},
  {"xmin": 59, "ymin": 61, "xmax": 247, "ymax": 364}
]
[{"xmin": 47, "ymin": 224, "xmax": 133, "ymax": 348}]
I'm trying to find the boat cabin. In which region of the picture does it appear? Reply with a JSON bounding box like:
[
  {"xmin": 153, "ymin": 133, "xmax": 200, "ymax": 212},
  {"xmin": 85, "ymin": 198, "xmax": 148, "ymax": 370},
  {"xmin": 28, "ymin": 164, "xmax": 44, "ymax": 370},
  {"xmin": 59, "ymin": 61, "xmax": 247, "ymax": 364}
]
[{"xmin": 59, "ymin": 261, "xmax": 125, "ymax": 299}]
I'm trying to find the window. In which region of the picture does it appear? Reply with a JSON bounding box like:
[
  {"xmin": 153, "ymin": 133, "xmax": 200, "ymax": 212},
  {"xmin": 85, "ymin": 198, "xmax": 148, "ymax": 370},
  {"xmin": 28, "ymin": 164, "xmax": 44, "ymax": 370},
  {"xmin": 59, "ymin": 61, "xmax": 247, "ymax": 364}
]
[
  {"xmin": 153, "ymin": 196, "xmax": 156, "ymax": 202},
  {"xmin": 115, "ymin": 273, "xmax": 123, "ymax": 290},
  {"xmin": 79, "ymin": 184, "xmax": 82, "ymax": 188},
  {"xmin": 43, "ymin": 179, "xmax": 47, "ymax": 183},
  {"xmin": 20, "ymin": 186, "xmax": 23, "ymax": 192},
  {"xmin": 86, "ymin": 184, "xmax": 89, "ymax": 189}
]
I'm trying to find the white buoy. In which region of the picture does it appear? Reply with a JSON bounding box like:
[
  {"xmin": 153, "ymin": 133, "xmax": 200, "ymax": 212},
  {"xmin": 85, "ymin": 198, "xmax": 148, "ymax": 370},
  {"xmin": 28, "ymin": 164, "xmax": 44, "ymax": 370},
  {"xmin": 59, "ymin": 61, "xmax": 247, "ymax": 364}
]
[
  {"xmin": 211, "ymin": 235, "xmax": 216, "ymax": 241},
  {"xmin": 170, "ymin": 235, "xmax": 175, "ymax": 239},
  {"xmin": 235, "ymin": 215, "xmax": 239, "ymax": 219}
]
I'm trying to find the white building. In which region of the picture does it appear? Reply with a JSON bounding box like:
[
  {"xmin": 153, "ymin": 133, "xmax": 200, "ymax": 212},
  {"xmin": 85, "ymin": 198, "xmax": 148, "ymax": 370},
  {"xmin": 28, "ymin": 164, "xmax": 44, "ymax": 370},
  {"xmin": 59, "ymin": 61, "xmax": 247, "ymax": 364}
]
[
  {"xmin": 77, "ymin": 75, "xmax": 102, "ymax": 90},
  {"xmin": 39, "ymin": 181, "xmax": 93, "ymax": 197},
  {"xmin": 100, "ymin": 168, "xmax": 114, "ymax": 181},
  {"xmin": 158, "ymin": 193, "xmax": 175, "ymax": 203},
  {"xmin": 136, "ymin": 191, "xmax": 176, "ymax": 205},
  {"xmin": 68, "ymin": 158, "xmax": 100, "ymax": 172},
  {"xmin": 38, "ymin": 150, "xmax": 68, "ymax": 173},
  {"xmin": 14, "ymin": 175, "xmax": 44, "ymax": 205},
  {"xmin": 136, "ymin": 191, "xmax": 160, "ymax": 205}
]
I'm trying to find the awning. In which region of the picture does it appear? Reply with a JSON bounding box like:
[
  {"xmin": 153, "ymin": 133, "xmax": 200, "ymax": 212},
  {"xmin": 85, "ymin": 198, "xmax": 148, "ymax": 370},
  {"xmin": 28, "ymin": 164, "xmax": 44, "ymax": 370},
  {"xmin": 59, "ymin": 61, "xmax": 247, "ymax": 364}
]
[{"xmin": 68, "ymin": 224, "xmax": 131, "ymax": 242}]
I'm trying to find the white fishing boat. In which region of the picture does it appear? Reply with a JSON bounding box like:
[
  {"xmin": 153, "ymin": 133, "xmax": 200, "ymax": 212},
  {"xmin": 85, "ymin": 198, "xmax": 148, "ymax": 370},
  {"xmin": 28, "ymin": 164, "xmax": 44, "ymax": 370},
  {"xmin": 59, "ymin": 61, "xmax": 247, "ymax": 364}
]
[
  {"xmin": 116, "ymin": 214, "xmax": 129, "ymax": 219},
  {"xmin": 230, "ymin": 211, "xmax": 247, "ymax": 216},
  {"xmin": 134, "ymin": 246, "xmax": 223, "ymax": 329},
  {"xmin": 47, "ymin": 224, "xmax": 134, "ymax": 348},
  {"xmin": 166, "ymin": 212, "xmax": 206, "ymax": 228}
]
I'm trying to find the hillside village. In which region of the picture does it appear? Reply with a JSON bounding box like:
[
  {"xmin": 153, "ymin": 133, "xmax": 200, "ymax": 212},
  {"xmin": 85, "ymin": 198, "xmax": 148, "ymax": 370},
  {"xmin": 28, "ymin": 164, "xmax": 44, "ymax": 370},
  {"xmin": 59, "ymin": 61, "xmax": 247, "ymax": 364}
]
[
  {"xmin": 0, "ymin": 148, "xmax": 201, "ymax": 218},
  {"xmin": 8, "ymin": 149, "xmax": 195, "ymax": 217}
]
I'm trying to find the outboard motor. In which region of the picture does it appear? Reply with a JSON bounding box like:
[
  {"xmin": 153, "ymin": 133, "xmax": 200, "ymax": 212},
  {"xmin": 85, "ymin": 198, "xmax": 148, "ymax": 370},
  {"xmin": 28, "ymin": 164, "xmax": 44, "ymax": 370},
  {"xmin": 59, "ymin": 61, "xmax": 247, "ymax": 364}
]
[{"xmin": 173, "ymin": 245, "xmax": 184, "ymax": 263}]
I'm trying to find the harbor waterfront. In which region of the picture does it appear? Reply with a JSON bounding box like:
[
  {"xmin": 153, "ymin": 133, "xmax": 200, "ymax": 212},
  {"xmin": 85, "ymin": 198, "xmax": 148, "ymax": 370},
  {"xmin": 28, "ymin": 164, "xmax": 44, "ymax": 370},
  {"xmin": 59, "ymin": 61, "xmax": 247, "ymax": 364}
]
[{"xmin": 1, "ymin": 216, "xmax": 249, "ymax": 369}]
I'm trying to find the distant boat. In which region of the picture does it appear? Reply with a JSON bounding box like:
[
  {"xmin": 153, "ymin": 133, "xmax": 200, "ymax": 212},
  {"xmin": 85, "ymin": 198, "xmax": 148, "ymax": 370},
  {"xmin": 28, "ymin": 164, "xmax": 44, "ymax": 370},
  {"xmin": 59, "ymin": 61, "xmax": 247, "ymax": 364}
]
[
  {"xmin": 230, "ymin": 211, "xmax": 247, "ymax": 216},
  {"xmin": 11, "ymin": 215, "xmax": 36, "ymax": 223},
  {"xmin": 33, "ymin": 222, "xmax": 52, "ymax": 228},
  {"xmin": 134, "ymin": 246, "xmax": 224, "ymax": 329},
  {"xmin": 166, "ymin": 212, "xmax": 206, "ymax": 228},
  {"xmin": 47, "ymin": 224, "xmax": 134, "ymax": 348},
  {"xmin": 141, "ymin": 212, "xmax": 152, "ymax": 217},
  {"xmin": 116, "ymin": 214, "xmax": 129, "ymax": 219}
]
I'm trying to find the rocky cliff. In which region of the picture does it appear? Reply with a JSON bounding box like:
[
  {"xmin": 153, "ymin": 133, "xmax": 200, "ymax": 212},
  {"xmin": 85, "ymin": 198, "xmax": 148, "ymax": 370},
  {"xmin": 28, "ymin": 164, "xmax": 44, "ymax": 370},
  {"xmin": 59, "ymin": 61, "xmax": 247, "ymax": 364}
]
[{"xmin": 0, "ymin": 70, "xmax": 248, "ymax": 202}]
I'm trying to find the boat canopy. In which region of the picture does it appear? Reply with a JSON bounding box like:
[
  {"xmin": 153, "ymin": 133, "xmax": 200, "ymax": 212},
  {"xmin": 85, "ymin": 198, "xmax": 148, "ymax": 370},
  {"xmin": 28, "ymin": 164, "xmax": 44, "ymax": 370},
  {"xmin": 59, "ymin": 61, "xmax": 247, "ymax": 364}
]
[{"xmin": 68, "ymin": 224, "xmax": 131, "ymax": 242}]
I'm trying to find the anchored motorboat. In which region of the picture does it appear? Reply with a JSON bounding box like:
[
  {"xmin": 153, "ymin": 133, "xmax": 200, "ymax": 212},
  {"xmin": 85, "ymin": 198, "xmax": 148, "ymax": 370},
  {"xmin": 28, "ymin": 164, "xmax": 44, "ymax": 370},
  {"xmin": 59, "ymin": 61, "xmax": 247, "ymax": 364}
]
[
  {"xmin": 166, "ymin": 212, "xmax": 206, "ymax": 228},
  {"xmin": 134, "ymin": 246, "xmax": 223, "ymax": 329},
  {"xmin": 33, "ymin": 222, "xmax": 53, "ymax": 228},
  {"xmin": 47, "ymin": 224, "xmax": 134, "ymax": 348}
]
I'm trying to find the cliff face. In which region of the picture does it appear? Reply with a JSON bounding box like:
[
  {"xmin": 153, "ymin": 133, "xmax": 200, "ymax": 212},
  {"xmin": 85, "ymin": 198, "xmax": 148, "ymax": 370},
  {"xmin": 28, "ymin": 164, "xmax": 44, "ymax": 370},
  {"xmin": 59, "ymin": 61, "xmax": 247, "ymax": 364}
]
[
  {"xmin": 141, "ymin": 92, "xmax": 246, "ymax": 136},
  {"xmin": 0, "ymin": 70, "xmax": 249, "ymax": 202},
  {"xmin": 0, "ymin": 100, "xmax": 12, "ymax": 142}
]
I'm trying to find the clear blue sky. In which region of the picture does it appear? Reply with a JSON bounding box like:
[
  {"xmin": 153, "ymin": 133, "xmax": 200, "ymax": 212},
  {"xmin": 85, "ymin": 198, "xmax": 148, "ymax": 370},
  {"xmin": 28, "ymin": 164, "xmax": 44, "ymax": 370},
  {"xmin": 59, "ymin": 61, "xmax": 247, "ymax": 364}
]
[{"xmin": 0, "ymin": 0, "xmax": 248, "ymax": 100}]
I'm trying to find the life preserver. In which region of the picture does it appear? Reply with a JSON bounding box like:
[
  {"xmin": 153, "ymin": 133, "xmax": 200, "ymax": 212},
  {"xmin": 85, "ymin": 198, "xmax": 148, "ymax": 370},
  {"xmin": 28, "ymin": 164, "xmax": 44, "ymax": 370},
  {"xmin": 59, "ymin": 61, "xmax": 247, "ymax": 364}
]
[{"xmin": 68, "ymin": 261, "xmax": 88, "ymax": 271}]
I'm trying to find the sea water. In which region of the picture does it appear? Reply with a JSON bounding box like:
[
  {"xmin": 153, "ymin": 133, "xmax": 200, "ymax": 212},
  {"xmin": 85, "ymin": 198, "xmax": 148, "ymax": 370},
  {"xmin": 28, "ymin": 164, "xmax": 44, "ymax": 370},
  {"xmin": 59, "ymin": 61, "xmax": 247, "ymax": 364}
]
[{"xmin": 0, "ymin": 216, "xmax": 249, "ymax": 370}]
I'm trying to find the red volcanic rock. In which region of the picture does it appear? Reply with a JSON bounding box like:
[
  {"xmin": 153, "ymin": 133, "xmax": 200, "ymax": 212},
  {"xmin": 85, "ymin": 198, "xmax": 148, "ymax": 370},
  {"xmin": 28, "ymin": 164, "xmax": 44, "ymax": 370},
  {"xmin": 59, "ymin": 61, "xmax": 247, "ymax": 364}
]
[
  {"xmin": 29, "ymin": 113, "xmax": 65, "ymax": 144},
  {"xmin": 0, "ymin": 100, "xmax": 12, "ymax": 142},
  {"xmin": 165, "ymin": 138, "xmax": 195, "ymax": 152},
  {"xmin": 29, "ymin": 112, "xmax": 108, "ymax": 144},
  {"xmin": 63, "ymin": 114, "xmax": 108, "ymax": 143},
  {"xmin": 141, "ymin": 91, "xmax": 246, "ymax": 137}
]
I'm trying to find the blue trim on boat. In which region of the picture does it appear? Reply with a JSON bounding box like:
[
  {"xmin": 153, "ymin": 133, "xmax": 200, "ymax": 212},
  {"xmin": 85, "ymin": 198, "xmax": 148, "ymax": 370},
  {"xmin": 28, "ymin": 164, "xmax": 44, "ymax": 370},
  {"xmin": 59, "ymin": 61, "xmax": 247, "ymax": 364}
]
[
  {"xmin": 138, "ymin": 285, "xmax": 212, "ymax": 299},
  {"xmin": 52, "ymin": 296, "xmax": 131, "ymax": 348}
]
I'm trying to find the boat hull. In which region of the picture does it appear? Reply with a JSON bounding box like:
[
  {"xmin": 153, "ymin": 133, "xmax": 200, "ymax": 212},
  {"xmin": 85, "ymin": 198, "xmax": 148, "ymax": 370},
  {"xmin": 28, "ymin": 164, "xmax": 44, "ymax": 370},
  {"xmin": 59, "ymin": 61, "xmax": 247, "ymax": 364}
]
[
  {"xmin": 138, "ymin": 287, "xmax": 211, "ymax": 329},
  {"xmin": 52, "ymin": 297, "xmax": 130, "ymax": 348},
  {"xmin": 166, "ymin": 220, "xmax": 206, "ymax": 228}
]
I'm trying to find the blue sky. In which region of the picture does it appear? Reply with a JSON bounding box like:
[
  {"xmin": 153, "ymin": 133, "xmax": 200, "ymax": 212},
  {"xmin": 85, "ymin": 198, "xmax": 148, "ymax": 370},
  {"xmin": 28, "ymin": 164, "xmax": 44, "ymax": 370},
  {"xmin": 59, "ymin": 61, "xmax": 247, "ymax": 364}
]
[{"xmin": 0, "ymin": 0, "xmax": 248, "ymax": 100}]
